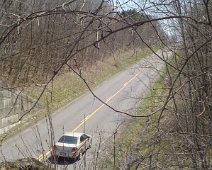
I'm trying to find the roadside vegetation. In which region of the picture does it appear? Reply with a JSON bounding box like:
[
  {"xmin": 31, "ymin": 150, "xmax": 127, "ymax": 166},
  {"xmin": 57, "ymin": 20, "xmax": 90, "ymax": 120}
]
[
  {"xmin": 26, "ymin": 47, "xmax": 158, "ymax": 125},
  {"xmin": 99, "ymin": 67, "xmax": 169, "ymax": 169},
  {"xmin": 0, "ymin": 0, "xmax": 212, "ymax": 169},
  {"xmin": 101, "ymin": 47, "xmax": 212, "ymax": 169},
  {"xmin": 0, "ymin": 46, "xmax": 159, "ymax": 141},
  {"xmin": 27, "ymin": 47, "xmax": 156, "ymax": 110},
  {"xmin": 0, "ymin": 0, "xmax": 164, "ymax": 142}
]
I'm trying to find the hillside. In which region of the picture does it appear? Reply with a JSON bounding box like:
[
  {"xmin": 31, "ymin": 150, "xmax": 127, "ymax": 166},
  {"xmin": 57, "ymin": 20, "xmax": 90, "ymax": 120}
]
[{"xmin": 0, "ymin": 0, "xmax": 211, "ymax": 169}]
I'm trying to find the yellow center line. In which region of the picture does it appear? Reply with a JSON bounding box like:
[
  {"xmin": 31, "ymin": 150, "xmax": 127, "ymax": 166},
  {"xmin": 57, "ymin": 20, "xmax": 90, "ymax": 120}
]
[{"xmin": 37, "ymin": 72, "xmax": 140, "ymax": 161}]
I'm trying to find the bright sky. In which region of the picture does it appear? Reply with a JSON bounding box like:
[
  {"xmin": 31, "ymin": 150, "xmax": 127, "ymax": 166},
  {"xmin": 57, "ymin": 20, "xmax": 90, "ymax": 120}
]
[{"xmin": 114, "ymin": 0, "xmax": 176, "ymax": 37}]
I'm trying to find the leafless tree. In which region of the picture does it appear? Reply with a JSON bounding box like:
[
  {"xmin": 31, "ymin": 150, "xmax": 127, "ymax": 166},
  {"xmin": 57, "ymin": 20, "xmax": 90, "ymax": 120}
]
[{"xmin": 0, "ymin": 0, "xmax": 211, "ymax": 169}]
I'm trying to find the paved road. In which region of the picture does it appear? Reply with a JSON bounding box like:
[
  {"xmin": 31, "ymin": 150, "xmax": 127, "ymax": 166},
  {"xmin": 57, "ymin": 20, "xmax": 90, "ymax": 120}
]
[{"xmin": 0, "ymin": 49, "xmax": 171, "ymax": 169}]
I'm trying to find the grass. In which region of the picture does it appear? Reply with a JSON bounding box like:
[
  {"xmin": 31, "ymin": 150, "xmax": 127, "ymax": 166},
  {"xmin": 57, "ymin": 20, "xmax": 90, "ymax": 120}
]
[
  {"xmin": 99, "ymin": 70, "xmax": 169, "ymax": 169},
  {"xmin": 99, "ymin": 48, "xmax": 212, "ymax": 170},
  {"xmin": 1, "ymin": 46, "xmax": 160, "ymax": 142},
  {"xmin": 100, "ymin": 52, "xmax": 212, "ymax": 169},
  {"xmin": 27, "ymin": 47, "xmax": 153, "ymax": 111}
]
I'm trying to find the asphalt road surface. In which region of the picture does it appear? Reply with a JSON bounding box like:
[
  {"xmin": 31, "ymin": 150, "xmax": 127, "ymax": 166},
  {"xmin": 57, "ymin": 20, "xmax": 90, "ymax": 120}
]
[{"xmin": 0, "ymin": 49, "xmax": 171, "ymax": 169}]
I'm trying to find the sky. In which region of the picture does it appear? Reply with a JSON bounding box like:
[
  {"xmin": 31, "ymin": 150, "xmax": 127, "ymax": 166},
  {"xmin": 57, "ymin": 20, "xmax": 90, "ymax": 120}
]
[{"xmin": 112, "ymin": 0, "xmax": 177, "ymax": 37}]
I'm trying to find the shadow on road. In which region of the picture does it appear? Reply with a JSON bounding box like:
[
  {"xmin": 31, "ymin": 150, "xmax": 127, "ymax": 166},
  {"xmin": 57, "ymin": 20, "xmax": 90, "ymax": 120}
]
[{"xmin": 48, "ymin": 156, "xmax": 77, "ymax": 165}]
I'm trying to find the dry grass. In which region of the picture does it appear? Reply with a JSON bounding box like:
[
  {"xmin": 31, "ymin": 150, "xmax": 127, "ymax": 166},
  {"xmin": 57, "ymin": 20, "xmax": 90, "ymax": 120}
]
[
  {"xmin": 1, "ymin": 46, "xmax": 157, "ymax": 141},
  {"xmin": 99, "ymin": 74, "xmax": 168, "ymax": 169},
  {"xmin": 26, "ymin": 47, "xmax": 154, "ymax": 114}
]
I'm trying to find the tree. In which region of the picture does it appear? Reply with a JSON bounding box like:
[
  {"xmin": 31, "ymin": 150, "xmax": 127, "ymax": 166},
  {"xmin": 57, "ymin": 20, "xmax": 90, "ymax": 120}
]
[{"xmin": 1, "ymin": 0, "xmax": 211, "ymax": 169}]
